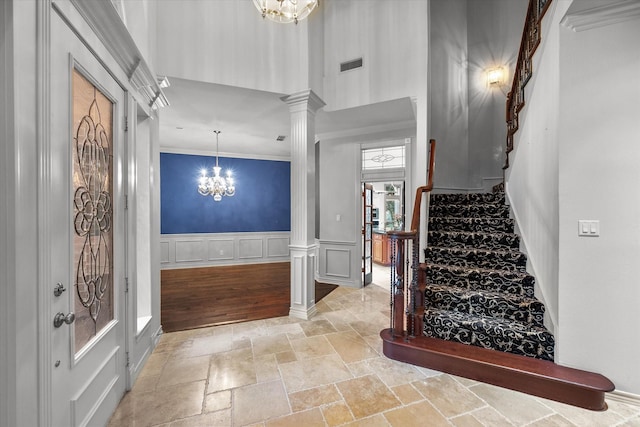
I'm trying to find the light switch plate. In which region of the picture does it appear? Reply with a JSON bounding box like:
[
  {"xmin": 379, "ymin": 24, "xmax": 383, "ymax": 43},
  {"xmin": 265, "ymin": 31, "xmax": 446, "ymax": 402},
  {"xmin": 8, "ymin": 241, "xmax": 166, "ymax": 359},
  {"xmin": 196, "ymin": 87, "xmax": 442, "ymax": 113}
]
[{"xmin": 578, "ymin": 220, "xmax": 599, "ymax": 237}]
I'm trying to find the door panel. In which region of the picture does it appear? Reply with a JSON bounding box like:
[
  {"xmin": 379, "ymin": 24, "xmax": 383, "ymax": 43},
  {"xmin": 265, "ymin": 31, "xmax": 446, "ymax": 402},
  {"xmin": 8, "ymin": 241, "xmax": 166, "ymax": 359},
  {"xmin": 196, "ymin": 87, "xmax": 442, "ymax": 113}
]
[
  {"xmin": 362, "ymin": 183, "xmax": 373, "ymax": 285},
  {"xmin": 50, "ymin": 11, "xmax": 126, "ymax": 427}
]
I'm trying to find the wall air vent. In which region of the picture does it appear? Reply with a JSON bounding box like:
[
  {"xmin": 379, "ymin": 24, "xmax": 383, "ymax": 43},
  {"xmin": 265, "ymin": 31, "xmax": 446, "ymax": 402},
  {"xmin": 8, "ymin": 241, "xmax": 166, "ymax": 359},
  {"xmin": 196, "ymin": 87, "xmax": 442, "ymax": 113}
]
[
  {"xmin": 340, "ymin": 58, "xmax": 363, "ymax": 72},
  {"xmin": 276, "ymin": 135, "xmax": 286, "ymax": 142}
]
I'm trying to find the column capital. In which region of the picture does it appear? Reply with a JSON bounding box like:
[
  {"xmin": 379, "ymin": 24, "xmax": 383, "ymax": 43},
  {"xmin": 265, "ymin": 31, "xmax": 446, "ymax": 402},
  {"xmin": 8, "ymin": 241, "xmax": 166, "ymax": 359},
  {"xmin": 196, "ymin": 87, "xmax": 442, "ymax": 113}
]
[{"xmin": 281, "ymin": 89, "xmax": 326, "ymax": 113}]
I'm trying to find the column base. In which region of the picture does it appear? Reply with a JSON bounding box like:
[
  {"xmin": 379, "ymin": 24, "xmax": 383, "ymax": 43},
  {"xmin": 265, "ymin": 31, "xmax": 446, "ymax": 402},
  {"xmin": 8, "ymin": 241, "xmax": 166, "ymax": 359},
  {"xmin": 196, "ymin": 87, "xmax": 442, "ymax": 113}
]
[{"xmin": 289, "ymin": 304, "xmax": 318, "ymax": 320}]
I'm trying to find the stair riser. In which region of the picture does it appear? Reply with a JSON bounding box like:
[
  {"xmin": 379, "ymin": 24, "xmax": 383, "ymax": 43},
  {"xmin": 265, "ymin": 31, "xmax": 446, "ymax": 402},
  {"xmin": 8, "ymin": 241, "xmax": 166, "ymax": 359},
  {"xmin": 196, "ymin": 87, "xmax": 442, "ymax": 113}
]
[
  {"xmin": 426, "ymin": 248, "xmax": 527, "ymax": 273},
  {"xmin": 425, "ymin": 287, "xmax": 545, "ymax": 327},
  {"xmin": 423, "ymin": 310, "xmax": 555, "ymax": 361},
  {"xmin": 429, "ymin": 218, "xmax": 514, "ymax": 234},
  {"xmin": 430, "ymin": 204, "xmax": 510, "ymax": 219},
  {"xmin": 429, "ymin": 231, "xmax": 519, "ymax": 251},
  {"xmin": 432, "ymin": 193, "xmax": 506, "ymax": 205},
  {"xmin": 426, "ymin": 265, "xmax": 535, "ymax": 298}
]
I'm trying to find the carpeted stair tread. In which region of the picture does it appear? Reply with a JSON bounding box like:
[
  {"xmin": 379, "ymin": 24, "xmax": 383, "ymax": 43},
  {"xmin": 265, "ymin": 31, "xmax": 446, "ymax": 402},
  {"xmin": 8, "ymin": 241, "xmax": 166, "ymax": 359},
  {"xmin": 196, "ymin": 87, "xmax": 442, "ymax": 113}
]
[
  {"xmin": 430, "ymin": 203, "xmax": 510, "ymax": 219},
  {"xmin": 429, "ymin": 216, "xmax": 515, "ymax": 234},
  {"xmin": 424, "ymin": 191, "xmax": 554, "ymax": 362},
  {"xmin": 432, "ymin": 192, "xmax": 506, "ymax": 205},
  {"xmin": 428, "ymin": 230, "xmax": 520, "ymax": 251},
  {"xmin": 425, "ymin": 264, "xmax": 535, "ymax": 297},
  {"xmin": 423, "ymin": 308, "xmax": 555, "ymax": 361},
  {"xmin": 426, "ymin": 284, "xmax": 545, "ymax": 327},
  {"xmin": 426, "ymin": 246, "xmax": 527, "ymax": 273}
]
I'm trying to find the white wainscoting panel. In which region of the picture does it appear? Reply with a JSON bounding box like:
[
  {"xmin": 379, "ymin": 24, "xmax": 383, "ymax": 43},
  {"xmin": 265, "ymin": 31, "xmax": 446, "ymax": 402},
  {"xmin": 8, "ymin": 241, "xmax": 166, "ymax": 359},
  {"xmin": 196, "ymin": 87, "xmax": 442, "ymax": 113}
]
[
  {"xmin": 160, "ymin": 232, "xmax": 290, "ymax": 269},
  {"xmin": 325, "ymin": 248, "xmax": 350, "ymax": 278},
  {"xmin": 317, "ymin": 240, "xmax": 360, "ymax": 288},
  {"xmin": 238, "ymin": 238, "xmax": 263, "ymax": 259},
  {"xmin": 267, "ymin": 237, "xmax": 290, "ymax": 258},
  {"xmin": 208, "ymin": 239, "xmax": 234, "ymax": 261},
  {"xmin": 175, "ymin": 240, "xmax": 205, "ymax": 262}
]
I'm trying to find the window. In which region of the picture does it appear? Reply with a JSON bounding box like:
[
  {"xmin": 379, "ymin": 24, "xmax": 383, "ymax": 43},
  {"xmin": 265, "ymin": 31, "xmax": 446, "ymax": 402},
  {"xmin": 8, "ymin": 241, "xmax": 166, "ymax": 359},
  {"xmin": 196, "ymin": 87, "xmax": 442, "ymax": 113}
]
[{"xmin": 362, "ymin": 146, "xmax": 405, "ymax": 170}]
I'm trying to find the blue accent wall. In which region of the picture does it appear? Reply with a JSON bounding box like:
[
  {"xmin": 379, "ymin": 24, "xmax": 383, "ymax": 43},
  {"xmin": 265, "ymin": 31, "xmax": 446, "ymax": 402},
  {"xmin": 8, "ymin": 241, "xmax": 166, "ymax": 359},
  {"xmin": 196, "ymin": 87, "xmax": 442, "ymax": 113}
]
[{"xmin": 161, "ymin": 153, "xmax": 291, "ymax": 234}]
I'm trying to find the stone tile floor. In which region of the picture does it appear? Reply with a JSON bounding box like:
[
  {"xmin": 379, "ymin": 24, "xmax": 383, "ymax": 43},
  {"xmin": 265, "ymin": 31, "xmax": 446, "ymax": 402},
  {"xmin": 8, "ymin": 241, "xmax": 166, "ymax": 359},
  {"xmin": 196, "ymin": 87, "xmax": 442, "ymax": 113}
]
[{"xmin": 109, "ymin": 284, "xmax": 640, "ymax": 427}]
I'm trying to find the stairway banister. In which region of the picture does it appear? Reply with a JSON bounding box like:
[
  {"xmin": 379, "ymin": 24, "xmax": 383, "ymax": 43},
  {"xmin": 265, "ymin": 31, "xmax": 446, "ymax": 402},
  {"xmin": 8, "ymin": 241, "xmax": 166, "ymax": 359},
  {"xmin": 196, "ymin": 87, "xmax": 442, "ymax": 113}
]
[
  {"xmin": 409, "ymin": 139, "xmax": 437, "ymax": 233},
  {"xmin": 504, "ymin": 0, "xmax": 552, "ymax": 169},
  {"xmin": 387, "ymin": 139, "xmax": 435, "ymax": 339}
]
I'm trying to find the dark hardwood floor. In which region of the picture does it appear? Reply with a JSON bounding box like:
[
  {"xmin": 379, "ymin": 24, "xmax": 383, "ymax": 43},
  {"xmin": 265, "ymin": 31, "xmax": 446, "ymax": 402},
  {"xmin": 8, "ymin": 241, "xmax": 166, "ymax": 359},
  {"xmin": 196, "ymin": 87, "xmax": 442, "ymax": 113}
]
[{"xmin": 161, "ymin": 262, "xmax": 338, "ymax": 332}]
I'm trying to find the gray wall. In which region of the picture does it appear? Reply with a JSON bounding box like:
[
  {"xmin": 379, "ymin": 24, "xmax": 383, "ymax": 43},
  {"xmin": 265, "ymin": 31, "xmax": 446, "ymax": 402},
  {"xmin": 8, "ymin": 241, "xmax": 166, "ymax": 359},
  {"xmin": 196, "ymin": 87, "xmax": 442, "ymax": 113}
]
[
  {"xmin": 467, "ymin": 0, "xmax": 528, "ymax": 189},
  {"xmin": 558, "ymin": 3, "xmax": 640, "ymax": 394},
  {"xmin": 430, "ymin": 0, "xmax": 527, "ymax": 191},
  {"xmin": 430, "ymin": 0, "xmax": 470, "ymax": 191},
  {"xmin": 507, "ymin": 0, "xmax": 640, "ymax": 396}
]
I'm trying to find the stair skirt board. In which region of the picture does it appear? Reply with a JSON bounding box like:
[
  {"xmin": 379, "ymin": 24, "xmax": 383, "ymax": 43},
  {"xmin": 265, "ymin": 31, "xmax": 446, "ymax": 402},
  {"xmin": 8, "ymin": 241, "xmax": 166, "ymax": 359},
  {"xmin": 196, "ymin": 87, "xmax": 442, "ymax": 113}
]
[{"xmin": 381, "ymin": 329, "xmax": 615, "ymax": 411}]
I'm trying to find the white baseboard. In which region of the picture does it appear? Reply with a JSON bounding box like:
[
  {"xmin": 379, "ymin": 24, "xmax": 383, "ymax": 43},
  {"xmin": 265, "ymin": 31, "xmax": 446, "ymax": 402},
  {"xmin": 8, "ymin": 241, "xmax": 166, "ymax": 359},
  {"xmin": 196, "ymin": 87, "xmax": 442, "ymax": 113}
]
[
  {"xmin": 607, "ymin": 390, "xmax": 640, "ymax": 407},
  {"xmin": 505, "ymin": 188, "xmax": 558, "ymax": 336}
]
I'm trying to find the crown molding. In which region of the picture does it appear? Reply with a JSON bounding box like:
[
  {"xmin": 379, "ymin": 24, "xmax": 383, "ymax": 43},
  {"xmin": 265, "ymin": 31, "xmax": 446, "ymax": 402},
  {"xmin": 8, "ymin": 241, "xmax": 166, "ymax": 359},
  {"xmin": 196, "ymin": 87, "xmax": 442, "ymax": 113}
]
[
  {"xmin": 561, "ymin": 0, "xmax": 640, "ymax": 32},
  {"xmin": 68, "ymin": 0, "xmax": 169, "ymax": 109}
]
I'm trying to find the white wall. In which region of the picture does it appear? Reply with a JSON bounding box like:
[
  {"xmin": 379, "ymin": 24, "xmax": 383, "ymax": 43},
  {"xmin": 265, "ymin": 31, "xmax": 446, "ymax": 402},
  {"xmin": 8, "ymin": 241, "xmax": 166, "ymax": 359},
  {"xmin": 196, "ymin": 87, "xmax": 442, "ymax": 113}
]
[
  {"xmin": 317, "ymin": 140, "xmax": 361, "ymax": 287},
  {"xmin": 467, "ymin": 0, "xmax": 527, "ymax": 190},
  {"xmin": 1, "ymin": 1, "xmax": 40, "ymax": 426},
  {"xmin": 429, "ymin": 0, "xmax": 470, "ymax": 190},
  {"xmin": 1, "ymin": 1, "xmax": 165, "ymax": 424},
  {"xmin": 321, "ymin": 0, "xmax": 428, "ymax": 112},
  {"xmin": 505, "ymin": 0, "xmax": 640, "ymax": 396},
  {"xmin": 505, "ymin": 0, "xmax": 571, "ymax": 338},
  {"xmin": 154, "ymin": 0, "xmax": 311, "ymax": 95},
  {"xmin": 557, "ymin": 8, "xmax": 640, "ymax": 395},
  {"xmin": 112, "ymin": 0, "xmax": 158, "ymax": 71}
]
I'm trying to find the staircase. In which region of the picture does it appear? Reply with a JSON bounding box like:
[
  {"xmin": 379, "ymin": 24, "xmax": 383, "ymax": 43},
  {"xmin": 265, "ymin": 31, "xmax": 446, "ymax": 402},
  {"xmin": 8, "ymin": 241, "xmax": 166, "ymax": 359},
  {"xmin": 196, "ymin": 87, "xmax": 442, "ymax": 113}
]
[
  {"xmin": 381, "ymin": 141, "xmax": 615, "ymax": 410},
  {"xmin": 424, "ymin": 191, "xmax": 555, "ymax": 361}
]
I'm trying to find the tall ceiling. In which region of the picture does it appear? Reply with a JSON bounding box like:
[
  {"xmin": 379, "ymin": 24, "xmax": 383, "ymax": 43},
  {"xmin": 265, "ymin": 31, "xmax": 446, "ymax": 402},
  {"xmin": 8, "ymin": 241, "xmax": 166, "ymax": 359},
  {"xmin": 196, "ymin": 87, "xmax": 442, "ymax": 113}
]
[{"xmin": 158, "ymin": 77, "xmax": 417, "ymax": 159}]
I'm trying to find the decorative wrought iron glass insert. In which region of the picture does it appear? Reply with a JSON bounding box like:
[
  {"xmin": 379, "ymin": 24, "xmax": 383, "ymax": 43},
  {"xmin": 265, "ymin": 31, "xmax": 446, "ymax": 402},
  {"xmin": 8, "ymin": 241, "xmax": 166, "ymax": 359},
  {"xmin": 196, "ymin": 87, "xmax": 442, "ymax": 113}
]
[
  {"xmin": 72, "ymin": 68, "xmax": 114, "ymax": 353},
  {"xmin": 362, "ymin": 146, "xmax": 405, "ymax": 170}
]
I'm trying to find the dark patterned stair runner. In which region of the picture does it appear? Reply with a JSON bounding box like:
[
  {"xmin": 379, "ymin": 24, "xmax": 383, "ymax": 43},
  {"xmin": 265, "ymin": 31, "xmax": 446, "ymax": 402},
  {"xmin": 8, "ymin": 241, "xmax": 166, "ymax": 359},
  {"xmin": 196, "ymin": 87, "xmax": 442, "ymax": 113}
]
[{"xmin": 424, "ymin": 192, "xmax": 555, "ymax": 361}]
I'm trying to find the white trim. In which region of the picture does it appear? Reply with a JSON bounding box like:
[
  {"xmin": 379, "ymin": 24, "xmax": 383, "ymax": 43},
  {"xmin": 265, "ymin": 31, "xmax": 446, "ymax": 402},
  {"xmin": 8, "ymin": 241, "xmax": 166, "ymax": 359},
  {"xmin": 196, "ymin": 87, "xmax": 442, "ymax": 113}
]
[
  {"xmin": 68, "ymin": 0, "xmax": 168, "ymax": 109},
  {"xmin": 607, "ymin": 390, "xmax": 640, "ymax": 408},
  {"xmin": 0, "ymin": 2, "xmax": 14, "ymax": 425},
  {"xmin": 160, "ymin": 147, "xmax": 291, "ymax": 162},
  {"xmin": 161, "ymin": 232, "xmax": 291, "ymax": 269},
  {"xmin": 561, "ymin": 0, "xmax": 640, "ymax": 32},
  {"xmin": 318, "ymin": 239, "xmax": 357, "ymax": 246},
  {"xmin": 36, "ymin": 0, "xmax": 53, "ymax": 423},
  {"xmin": 317, "ymin": 119, "xmax": 415, "ymax": 143},
  {"xmin": 505, "ymin": 187, "xmax": 558, "ymax": 334},
  {"xmin": 288, "ymin": 305, "xmax": 318, "ymax": 321}
]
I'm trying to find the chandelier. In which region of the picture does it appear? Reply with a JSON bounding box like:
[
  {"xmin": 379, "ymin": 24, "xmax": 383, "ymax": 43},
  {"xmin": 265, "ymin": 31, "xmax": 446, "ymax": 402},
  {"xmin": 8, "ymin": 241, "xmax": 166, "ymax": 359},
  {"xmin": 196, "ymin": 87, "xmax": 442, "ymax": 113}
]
[
  {"xmin": 253, "ymin": 0, "xmax": 319, "ymax": 24},
  {"xmin": 198, "ymin": 130, "xmax": 235, "ymax": 201}
]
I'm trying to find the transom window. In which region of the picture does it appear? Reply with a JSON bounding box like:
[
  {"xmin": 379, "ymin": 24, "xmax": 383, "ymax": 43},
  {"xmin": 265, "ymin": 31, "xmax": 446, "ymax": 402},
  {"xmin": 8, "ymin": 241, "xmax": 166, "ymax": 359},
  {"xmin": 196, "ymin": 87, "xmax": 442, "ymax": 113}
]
[{"xmin": 362, "ymin": 146, "xmax": 405, "ymax": 170}]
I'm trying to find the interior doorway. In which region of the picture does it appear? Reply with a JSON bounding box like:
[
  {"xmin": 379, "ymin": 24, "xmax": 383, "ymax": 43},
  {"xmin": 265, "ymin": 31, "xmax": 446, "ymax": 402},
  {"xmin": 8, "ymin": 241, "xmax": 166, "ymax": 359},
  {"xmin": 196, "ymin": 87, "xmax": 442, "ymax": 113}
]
[{"xmin": 362, "ymin": 181, "xmax": 405, "ymax": 289}]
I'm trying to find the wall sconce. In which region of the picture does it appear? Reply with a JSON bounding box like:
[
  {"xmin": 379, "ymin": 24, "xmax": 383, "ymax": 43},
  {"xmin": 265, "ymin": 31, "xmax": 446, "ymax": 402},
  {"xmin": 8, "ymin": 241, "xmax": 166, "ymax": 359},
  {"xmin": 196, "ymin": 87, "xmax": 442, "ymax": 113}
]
[
  {"xmin": 487, "ymin": 67, "xmax": 506, "ymax": 87},
  {"xmin": 486, "ymin": 67, "xmax": 509, "ymax": 96}
]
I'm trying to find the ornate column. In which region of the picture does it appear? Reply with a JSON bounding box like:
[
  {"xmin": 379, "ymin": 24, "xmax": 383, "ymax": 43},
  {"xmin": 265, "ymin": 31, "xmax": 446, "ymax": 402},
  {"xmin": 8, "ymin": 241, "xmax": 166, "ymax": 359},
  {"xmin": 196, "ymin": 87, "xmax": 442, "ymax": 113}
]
[{"xmin": 281, "ymin": 90, "xmax": 325, "ymax": 320}]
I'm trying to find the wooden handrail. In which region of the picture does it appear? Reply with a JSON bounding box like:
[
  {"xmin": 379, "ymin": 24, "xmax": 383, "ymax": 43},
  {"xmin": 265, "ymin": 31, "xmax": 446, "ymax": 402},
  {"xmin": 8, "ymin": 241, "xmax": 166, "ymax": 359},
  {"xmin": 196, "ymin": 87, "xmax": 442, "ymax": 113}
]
[
  {"xmin": 387, "ymin": 139, "xmax": 435, "ymax": 339},
  {"xmin": 409, "ymin": 139, "xmax": 437, "ymax": 233},
  {"xmin": 503, "ymin": 0, "xmax": 552, "ymax": 169}
]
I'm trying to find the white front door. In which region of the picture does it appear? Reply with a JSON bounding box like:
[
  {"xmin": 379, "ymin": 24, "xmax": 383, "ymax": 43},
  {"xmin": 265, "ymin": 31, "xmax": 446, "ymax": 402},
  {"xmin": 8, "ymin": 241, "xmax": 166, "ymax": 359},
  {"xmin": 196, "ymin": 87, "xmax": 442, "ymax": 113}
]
[{"xmin": 49, "ymin": 10, "xmax": 127, "ymax": 426}]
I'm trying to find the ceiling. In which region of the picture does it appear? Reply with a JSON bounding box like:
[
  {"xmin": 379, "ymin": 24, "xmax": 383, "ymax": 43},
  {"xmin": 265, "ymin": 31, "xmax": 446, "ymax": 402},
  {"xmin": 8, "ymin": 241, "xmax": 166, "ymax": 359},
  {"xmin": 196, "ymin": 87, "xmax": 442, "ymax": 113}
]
[{"xmin": 158, "ymin": 77, "xmax": 417, "ymax": 159}]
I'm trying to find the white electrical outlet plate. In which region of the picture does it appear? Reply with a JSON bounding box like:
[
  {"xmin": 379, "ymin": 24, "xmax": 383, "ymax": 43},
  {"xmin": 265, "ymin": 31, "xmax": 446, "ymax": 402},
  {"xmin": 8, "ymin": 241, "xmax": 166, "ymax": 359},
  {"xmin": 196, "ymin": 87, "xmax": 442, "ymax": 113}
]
[{"xmin": 578, "ymin": 220, "xmax": 599, "ymax": 237}]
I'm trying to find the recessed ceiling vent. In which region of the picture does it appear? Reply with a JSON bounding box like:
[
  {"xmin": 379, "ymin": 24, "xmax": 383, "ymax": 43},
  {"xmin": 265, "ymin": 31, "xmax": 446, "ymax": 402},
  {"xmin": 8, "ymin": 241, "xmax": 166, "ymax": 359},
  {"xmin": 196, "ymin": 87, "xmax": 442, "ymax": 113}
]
[
  {"xmin": 340, "ymin": 58, "xmax": 363, "ymax": 72},
  {"xmin": 276, "ymin": 135, "xmax": 286, "ymax": 142}
]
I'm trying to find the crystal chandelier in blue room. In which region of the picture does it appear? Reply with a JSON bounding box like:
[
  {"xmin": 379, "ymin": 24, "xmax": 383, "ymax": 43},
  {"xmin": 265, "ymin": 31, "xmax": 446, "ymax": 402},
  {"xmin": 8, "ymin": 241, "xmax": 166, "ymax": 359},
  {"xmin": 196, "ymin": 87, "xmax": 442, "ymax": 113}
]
[{"xmin": 198, "ymin": 130, "xmax": 235, "ymax": 201}]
